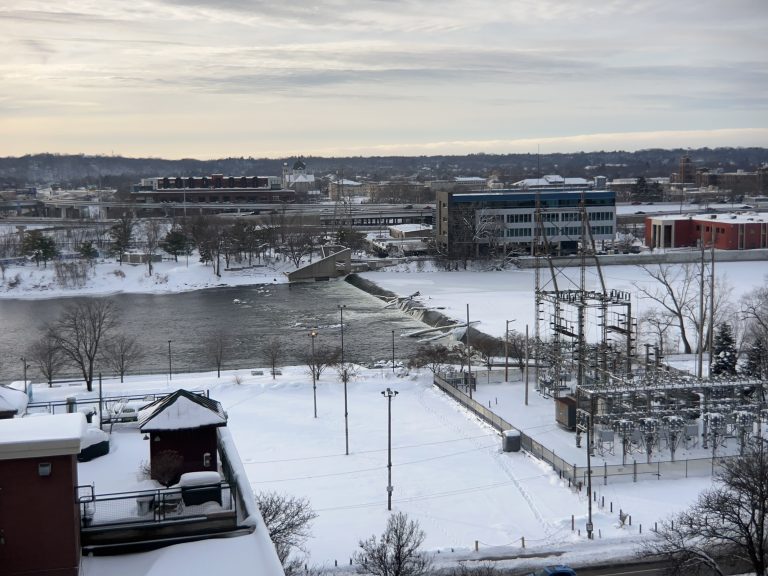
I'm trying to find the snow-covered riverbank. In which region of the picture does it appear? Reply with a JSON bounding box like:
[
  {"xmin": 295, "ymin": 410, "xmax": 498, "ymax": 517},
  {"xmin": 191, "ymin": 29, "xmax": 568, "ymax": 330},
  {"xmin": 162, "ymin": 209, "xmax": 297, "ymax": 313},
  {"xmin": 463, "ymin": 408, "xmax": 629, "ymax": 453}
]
[{"xmin": 0, "ymin": 256, "xmax": 296, "ymax": 299}]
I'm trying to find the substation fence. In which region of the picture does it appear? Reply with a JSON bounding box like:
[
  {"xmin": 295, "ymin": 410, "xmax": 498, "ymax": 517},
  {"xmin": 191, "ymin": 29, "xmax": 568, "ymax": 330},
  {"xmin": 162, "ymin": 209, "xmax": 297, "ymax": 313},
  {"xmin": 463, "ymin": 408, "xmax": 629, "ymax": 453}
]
[
  {"xmin": 27, "ymin": 389, "xmax": 208, "ymax": 419},
  {"xmin": 433, "ymin": 373, "xmax": 732, "ymax": 485}
]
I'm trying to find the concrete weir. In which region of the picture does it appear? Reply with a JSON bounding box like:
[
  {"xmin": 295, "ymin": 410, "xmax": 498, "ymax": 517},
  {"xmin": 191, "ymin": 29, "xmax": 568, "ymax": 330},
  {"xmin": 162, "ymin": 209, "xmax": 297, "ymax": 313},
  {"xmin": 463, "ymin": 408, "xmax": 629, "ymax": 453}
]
[{"xmin": 345, "ymin": 274, "xmax": 500, "ymax": 350}]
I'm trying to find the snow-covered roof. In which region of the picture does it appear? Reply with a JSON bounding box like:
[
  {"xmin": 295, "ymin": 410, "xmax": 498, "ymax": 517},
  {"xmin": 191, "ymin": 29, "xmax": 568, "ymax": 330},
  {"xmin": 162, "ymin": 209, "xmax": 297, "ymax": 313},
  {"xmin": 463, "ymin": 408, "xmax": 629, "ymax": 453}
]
[
  {"xmin": 389, "ymin": 224, "xmax": 433, "ymax": 233},
  {"xmin": 139, "ymin": 389, "xmax": 227, "ymax": 432},
  {"xmin": 333, "ymin": 178, "xmax": 362, "ymax": 186},
  {"xmin": 0, "ymin": 385, "xmax": 28, "ymax": 415},
  {"xmin": 0, "ymin": 413, "xmax": 86, "ymax": 460},
  {"xmin": 512, "ymin": 175, "xmax": 590, "ymax": 187},
  {"xmin": 649, "ymin": 213, "xmax": 768, "ymax": 224},
  {"xmin": 454, "ymin": 176, "xmax": 486, "ymax": 182},
  {"xmin": 285, "ymin": 174, "xmax": 315, "ymax": 184}
]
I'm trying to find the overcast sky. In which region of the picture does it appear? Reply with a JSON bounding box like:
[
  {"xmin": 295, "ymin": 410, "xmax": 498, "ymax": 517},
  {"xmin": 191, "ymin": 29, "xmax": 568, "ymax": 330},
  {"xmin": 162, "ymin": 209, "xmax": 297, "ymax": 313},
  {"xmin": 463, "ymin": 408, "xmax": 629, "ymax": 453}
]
[{"xmin": 2, "ymin": 0, "xmax": 767, "ymax": 159}]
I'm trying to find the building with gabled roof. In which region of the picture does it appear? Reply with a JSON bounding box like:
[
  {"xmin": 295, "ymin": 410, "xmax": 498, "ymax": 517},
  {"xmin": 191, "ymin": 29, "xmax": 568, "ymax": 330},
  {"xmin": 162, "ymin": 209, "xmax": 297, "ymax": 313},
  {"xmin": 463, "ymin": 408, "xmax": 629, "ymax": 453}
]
[{"xmin": 139, "ymin": 390, "xmax": 227, "ymax": 485}]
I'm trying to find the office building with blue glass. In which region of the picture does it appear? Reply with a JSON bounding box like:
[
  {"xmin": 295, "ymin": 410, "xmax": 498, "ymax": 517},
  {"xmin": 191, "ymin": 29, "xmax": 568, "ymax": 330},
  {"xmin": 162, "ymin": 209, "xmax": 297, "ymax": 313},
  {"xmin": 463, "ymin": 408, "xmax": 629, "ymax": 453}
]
[{"xmin": 435, "ymin": 188, "xmax": 616, "ymax": 258}]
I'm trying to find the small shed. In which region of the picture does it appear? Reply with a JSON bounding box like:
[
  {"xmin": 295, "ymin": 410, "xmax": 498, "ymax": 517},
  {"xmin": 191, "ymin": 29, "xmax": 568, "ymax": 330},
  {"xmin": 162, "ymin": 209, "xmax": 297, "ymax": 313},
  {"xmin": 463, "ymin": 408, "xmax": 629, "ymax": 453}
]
[
  {"xmin": 138, "ymin": 390, "xmax": 227, "ymax": 486},
  {"xmin": 555, "ymin": 396, "xmax": 577, "ymax": 430},
  {"xmin": 0, "ymin": 413, "xmax": 86, "ymax": 576},
  {"xmin": 0, "ymin": 385, "xmax": 28, "ymax": 419}
]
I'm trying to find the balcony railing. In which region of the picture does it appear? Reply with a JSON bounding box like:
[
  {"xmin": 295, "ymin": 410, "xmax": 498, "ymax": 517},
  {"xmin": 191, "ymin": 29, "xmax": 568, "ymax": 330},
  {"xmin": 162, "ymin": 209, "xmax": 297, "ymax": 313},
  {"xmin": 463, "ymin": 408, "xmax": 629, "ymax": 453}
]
[{"xmin": 77, "ymin": 483, "xmax": 235, "ymax": 529}]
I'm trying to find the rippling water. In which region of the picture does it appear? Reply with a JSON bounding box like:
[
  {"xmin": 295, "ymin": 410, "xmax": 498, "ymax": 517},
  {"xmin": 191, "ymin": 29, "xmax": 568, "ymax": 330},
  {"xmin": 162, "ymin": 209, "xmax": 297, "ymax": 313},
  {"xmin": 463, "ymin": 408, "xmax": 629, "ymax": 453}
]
[{"xmin": 0, "ymin": 280, "xmax": 427, "ymax": 384}]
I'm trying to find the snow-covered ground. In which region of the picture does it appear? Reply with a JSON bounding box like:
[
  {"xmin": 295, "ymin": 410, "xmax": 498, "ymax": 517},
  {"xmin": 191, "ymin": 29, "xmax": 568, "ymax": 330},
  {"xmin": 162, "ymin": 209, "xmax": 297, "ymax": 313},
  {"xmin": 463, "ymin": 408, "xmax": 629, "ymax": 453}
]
[
  {"xmin": 27, "ymin": 364, "xmax": 711, "ymax": 574},
  {"xmin": 359, "ymin": 260, "xmax": 768, "ymax": 343},
  {"xmin": 0, "ymin": 255, "xmax": 296, "ymax": 299},
  {"xmin": 3, "ymin": 253, "xmax": 767, "ymax": 573}
]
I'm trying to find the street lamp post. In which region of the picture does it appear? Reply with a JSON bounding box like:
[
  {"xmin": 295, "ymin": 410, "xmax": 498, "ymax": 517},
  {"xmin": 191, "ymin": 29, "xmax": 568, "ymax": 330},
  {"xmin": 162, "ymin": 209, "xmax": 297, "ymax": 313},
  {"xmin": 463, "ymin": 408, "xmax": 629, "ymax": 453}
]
[
  {"xmin": 391, "ymin": 330, "xmax": 395, "ymax": 373},
  {"xmin": 381, "ymin": 387, "xmax": 398, "ymax": 511},
  {"xmin": 168, "ymin": 340, "xmax": 172, "ymax": 381},
  {"xmin": 504, "ymin": 319, "xmax": 516, "ymax": 382},
  {"xmin": 466, "ymin": 304, "xmax": 473, "ymax": 399},
  {"xmin": 20, "ymin": 357, "xmax": 28, "ymax": 394},
  {"xmin": 310, "ymin": 329, "xmax": 318, "ymax": 418},
  {"xmin": 339, "ymin": 304, "xmax": 349, "ymax": 455}
]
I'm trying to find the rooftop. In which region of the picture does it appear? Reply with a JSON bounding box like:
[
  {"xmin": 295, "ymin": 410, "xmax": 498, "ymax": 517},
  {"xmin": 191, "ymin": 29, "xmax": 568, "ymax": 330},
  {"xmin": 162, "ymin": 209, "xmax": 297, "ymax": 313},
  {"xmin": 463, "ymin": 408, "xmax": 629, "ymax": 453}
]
[{"xmin": 0, "ymin": 412, "xmax": 86, "ymax": 460}]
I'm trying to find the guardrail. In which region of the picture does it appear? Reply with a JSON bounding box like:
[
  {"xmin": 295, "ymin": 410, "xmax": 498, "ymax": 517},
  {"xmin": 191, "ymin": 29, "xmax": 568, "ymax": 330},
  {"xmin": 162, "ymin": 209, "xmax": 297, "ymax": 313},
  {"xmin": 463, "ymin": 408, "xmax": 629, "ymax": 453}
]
[{"xmin": 76, "ymin": 483, "xmax": 235, "ymax": 529}]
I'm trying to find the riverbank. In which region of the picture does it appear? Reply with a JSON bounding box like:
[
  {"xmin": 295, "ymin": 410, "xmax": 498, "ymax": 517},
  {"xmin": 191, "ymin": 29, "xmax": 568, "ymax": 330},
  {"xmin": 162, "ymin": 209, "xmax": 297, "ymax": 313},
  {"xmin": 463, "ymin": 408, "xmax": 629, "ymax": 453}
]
[{"xmin": 0, "ymin": 255, "xmax": 298, "ymax": 299}]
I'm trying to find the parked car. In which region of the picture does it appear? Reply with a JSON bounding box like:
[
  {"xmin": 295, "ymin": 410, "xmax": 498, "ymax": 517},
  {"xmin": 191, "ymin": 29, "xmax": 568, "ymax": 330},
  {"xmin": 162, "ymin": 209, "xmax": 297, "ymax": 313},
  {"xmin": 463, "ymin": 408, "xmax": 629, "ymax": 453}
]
[{"xmin": 528, "ymin": 566, "xmax": 577, "ymax": 576}]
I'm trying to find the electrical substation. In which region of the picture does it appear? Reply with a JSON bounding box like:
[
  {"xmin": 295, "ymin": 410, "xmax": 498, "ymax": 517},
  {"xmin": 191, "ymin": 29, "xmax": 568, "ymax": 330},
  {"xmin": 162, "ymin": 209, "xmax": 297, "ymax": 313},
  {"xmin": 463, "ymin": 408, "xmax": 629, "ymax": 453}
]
[{"xmin": 532, "ymin": 194, "xmax": 767, "ymax": 466}]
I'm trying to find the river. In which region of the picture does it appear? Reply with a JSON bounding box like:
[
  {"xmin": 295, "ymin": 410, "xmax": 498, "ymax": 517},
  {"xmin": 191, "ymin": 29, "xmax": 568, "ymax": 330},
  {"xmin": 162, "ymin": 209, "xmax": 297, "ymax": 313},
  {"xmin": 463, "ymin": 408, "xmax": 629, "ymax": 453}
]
[{"xmin": 0, "ymin": 280, "xmax": 427, "ymax": 384}]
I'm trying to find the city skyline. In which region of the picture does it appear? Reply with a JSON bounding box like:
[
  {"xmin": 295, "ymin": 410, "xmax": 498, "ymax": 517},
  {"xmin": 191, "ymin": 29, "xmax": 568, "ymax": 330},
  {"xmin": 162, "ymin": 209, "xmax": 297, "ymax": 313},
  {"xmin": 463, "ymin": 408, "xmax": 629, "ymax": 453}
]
[{"xmin": 2, "ymin": 0, "xmax": 767, "ymax": 159}]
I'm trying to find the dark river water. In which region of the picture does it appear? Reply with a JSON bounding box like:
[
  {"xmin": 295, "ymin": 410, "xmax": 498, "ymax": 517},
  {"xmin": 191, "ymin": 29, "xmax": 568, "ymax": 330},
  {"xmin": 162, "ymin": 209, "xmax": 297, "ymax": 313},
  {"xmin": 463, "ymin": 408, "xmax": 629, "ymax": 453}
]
[{"xmin": 0, "ymin": 280, "xmax": 427, "ymax": 384}]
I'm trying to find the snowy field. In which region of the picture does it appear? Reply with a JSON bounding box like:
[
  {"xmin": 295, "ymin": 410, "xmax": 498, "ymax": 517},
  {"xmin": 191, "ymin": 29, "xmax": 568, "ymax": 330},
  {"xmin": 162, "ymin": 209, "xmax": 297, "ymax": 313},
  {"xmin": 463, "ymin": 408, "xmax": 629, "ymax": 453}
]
[
  {"xmin": 28, "ymin": 365, "xmax": 710, "ymax": 574},
  {"xmin": 359, "ymin": 260, "xmax": 768, "ymax": 342}
]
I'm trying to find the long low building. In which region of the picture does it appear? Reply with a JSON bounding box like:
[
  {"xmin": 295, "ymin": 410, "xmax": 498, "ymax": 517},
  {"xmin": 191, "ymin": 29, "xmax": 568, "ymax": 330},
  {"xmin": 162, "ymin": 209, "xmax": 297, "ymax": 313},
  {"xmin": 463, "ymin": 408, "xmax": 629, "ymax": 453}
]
[
  {"xmin": 436, "ymin": 189, "xmax": 616, "ymax": 258},
  {"xmin": 132, "ymin": 174, "xmax": 296, "ymax": 204},
  {"xmin": 645, "ymin": 212, "xmax": 768, "ymax": 250}
]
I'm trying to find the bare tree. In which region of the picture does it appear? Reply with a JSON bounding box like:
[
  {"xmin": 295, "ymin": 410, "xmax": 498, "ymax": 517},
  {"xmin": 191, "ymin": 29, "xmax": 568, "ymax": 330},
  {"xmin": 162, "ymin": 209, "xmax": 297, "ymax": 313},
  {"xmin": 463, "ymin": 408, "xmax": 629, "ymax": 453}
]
[
  {"xmin": 282, "ymin": 225, "xmax": 318, "ymax": 268},
  {"xmin": 354, "ymin": 512, "xmax": 431, "ymax": 576},
  {"xmin": 741, "ymin": 282, "xmax": 768, "ymax": 342},
  {"xmin": 141, "ymin": 219, "xmax": 166, "ymax": 276},
  {"xmin": 101, "ymin": 334, "xmax": 144, "ymax": 383},
  {"xmin": 408, "ymin": 343, "xmax": 452, "ymax": 374},
  {"xmin": 641, "ymin": 439, "xmax": 768, "ymax": 575},
  {"xmin": 48, "ymin": 299, "xmax": 117, "ymax": 392},
  {"xmin": 638, "ymin": 309, "xmax": 676, "ymax": 353},
  {"xmin": 302, "ymin": 344, "xmax": 340, "ymax": 381},
  {"xmin": 503, "ymin": 330, "xmax": 527, "ymax": 371},
  {"xmin": 264, "ymin": 337, "xmax": 283, "ymax": 379},
  {"xmin": 203, "ymin": 329, "xmax": 230, "ymax": 378},
  {"xmin": 634, "ymin": 264, "xmax": 699, "ymax": 353},
  {"xmin": 474, "ymin": 337, "xmax": 502, "ymax": 378},
  {"xmin": 256, "ymin": 491, "xmax": 318, "ymax": 575},
  {"xmin": 27, "ymin": 334, "xmax": 67, "ymax": 387}
]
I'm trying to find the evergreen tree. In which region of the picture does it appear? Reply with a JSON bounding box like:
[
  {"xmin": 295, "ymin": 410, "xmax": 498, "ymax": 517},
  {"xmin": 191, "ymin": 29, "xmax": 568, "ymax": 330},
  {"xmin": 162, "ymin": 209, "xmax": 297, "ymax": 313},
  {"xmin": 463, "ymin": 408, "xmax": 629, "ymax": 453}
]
[
  {"xmin": 161, "ymin": 227, "xmax": 188, "ymax": 262},
  {"xmin": 742, "ymin": 336, "xmax": 766, "ymax": 378},
  {"xmin": 711, "ymin": 322, "xmax": 737, "ymax": 376},
  {"xmin": 77, "ymin": 240, "xmax": 99, "ymax": 264},
  {"xmin": 21, "ymin": 230, "xmax": 58, "ymax": 267},
  {"xmin": 108, "ymin": 212, "xmax": 134, "ymax": 264}
]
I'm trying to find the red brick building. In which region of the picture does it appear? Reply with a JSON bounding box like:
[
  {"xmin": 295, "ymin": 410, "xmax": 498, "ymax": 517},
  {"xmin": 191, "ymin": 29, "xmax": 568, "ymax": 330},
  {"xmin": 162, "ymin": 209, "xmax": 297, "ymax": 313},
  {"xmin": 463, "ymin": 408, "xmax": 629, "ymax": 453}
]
[
  {"xmin": 646, "ymin": 213, "xmax": 768, "ymax": 250},
  {"xmin": 0, "ymin": 413, "xmax": 86, "ymax": 576}
]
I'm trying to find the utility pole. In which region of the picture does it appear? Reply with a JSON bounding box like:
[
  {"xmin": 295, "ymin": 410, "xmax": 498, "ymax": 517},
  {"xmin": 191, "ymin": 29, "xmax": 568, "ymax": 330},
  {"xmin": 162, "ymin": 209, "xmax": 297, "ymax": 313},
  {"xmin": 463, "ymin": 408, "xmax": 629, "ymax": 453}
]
[
  {"xmin": 466, "ymin": 304, "xmax": 473, "ymax": 399},
  {"xmin": 391, "ymin": 329, "xmax": 396, "ymax": 373},
  {"xmin": 381, "ymin": 387, "xmax": 398, "ymax": 511},
  {"xmin": 339, "ymin": 304, "xmax": 349, "ymax": 455},
  {"xmin": 168, "ymin": 340, "xmax": 173, "ymax": 381},
  {"xmin": 504, "ymin": 319, "xmax": 515, "ymax": 382},
  {"xmin": 310, "ymin": 329, "xmax": 318, "ymax": 418}
]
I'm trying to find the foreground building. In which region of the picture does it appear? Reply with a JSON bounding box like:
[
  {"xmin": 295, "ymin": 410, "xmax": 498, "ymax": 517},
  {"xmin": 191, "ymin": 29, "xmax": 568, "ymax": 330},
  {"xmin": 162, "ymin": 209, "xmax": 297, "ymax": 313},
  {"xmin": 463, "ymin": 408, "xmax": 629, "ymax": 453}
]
[{"xmin": 436, "ymin": 188, "xmax": 616, "ymax": 258}]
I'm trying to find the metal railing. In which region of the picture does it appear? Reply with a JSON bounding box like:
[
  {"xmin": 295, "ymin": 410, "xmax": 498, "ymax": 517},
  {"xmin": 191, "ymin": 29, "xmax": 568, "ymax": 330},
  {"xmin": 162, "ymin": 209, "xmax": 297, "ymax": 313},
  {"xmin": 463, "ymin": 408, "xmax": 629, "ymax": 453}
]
[
  {"xmin": 77, "ymin": 483, "xmax": 235, "ymax": 529},
  {"xmin": 27, "ymin": 389, "xmax": 208, "ymax": 419}
]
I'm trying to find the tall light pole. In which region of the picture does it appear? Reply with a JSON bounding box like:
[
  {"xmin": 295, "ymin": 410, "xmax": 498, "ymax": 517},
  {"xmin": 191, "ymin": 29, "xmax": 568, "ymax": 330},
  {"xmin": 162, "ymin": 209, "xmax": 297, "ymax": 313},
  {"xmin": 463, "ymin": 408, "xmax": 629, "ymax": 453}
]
[
  {"xmin": 339, "ymin": 304, "xmax": 349, "ymax": 455},
  {"xmin": 466, "ymin": 304, "xmax": 473, "ymax": 399},
  {"xmin": 381, "ymin": 387, "xmax": 398, "ymax": 511},
  {"xmin": 20, "ymin": 357, "xmax": 28, "ymax": 394},
  {"xmin": 391, "ymin": 329, "xmax": 396, "ymax": 373},
  {"xmin": 504, "ymin": 319, "xmax": 516, "ymax": 382},
  {"xmin": 168, "ymin": 340, "xmax": 172, "ymax": 381},
  {"xmin": 310, "ymin": 329, "xmax": 318, "ymax": 418}
]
